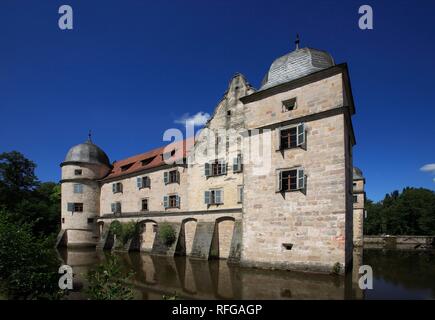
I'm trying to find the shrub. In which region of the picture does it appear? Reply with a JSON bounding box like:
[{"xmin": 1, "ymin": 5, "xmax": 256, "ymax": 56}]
[
  {"xmin": 110, "ymin": 221, "xmax": 139, "ymax": 245},
  {"xmin": 159, "ymin": 223, "xmax": 176, "ymax": 246},
  {"xmin": 86, "ymin": 255, "xmax": 134, "ymax": 300}
]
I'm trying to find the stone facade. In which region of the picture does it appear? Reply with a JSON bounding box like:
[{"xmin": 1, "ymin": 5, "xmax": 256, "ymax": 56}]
[{"xmin": 59, "ymin": 45, "xmax": 361, "ymax": 274}]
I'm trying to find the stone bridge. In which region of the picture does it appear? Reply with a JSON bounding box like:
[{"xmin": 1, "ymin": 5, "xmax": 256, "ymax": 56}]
[{"xmin": 95, "ymin": 209, "xmax": 242, "ymax": 262}]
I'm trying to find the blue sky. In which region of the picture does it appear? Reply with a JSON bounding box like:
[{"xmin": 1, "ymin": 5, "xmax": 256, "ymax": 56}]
[{"xmin": 0, "ymin": 0, "xmax": 434, "ymax": 201}]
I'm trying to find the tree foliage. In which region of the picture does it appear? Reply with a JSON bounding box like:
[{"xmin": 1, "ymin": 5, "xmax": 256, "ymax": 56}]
[
  {"xmin": 0, "ymin": 151, "xmax": 60, "ymax": 236},
  {"xmin": 86, "ymin": 255, "xmax": 134, "ymax": 300},
  {"xmin": 365, "ymin": 187, "xmax": 435, "ymax": 235},
  {"xmin": 159, "ymin": 223, "xmax": 176, "ymax": 246},
  {"xmin": 0, "ymin": 211, "xmax": 63, "ymax": 299},
  {"xmin": 0, "ymin": 151, "xmax": 63, "ymax": 299}
]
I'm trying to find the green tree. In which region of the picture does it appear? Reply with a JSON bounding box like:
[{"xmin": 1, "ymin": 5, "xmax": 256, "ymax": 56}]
[
  {"xmin": 0, "ymin": 151, "xmax": 60, "ymax": 236},
  {"xmin": 365, "ymin": 188, "xmax": 435, "ymax": 235},
  {"xmin": 0, "ymin": 151, "xmax": 39, "ymax": 209}
]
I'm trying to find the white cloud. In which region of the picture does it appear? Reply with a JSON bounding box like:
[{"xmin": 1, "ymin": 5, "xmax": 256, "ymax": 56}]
[
  {"xmin": 420, "ymin": 163, "xmax": 435, "ymax": 173},
  {"xmin": 175, "ymin": 111, "xmax": 210, "ymax": 127},
  {"xmin": 420, "ymin": 163, "xmax": 435, "ymax": 183}
]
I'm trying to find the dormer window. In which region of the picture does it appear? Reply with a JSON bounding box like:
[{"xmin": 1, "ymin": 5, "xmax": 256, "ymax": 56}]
[
  {"xmin": 282, "ymin": 98, "xmax": 296, "ymax": 112},
  {"xmin": 141, "ymin": 156, "xmax": 155, "ymax": 166},
  {"xmin": 120, "ymin": 163, "xmax": 133, "ymax": 172}
]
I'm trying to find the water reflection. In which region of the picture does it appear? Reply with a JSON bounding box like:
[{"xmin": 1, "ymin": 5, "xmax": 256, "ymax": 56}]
[{"xmin": 57, "ymin": 247, "xmax": 435, "ymax": 300}]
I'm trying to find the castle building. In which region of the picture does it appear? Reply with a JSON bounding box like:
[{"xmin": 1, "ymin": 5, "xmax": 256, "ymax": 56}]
[{"xmin": 59, "ymin": 43, "xmax": 364, "ymax": 274}]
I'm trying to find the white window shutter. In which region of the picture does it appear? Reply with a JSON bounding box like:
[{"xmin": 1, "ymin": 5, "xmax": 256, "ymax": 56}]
[
  {"xmin": 297, "ymin": 169, "xmax": 305, "ymax": 189},
  {"xmin": 164, "ymin": 172, "xmax": 168, "ymax": 184},
  {"xmin": 112, "ymin": 183, "xmax": 116, "ymax": 193},
  {"xmin": 205, "ymin": 163, "xmax": 210, "ymax": 176},
  {"xmin": 176, "ymin": 195, "xmax": 180, "ymax": 208},
  {"xmin": 297, "ymin": 123, "xmax": 305, "ymax": 146},
  {"xmin": 204, "ymin": 191, "xmax": 210, "ymax": 205},
  {"xmin": 221, "ymin": 160, "xmax": 227, "ymax": 174},
  {"xmin": 276, "ymin": 171, "xmax": 282, "ymax": 192},
  {"xmin": 238, "ymin": 186, "xmax": 243, "ymax": 203},
  {"xmin": 67, "ymin": 203, "xmax": 74, "ymax": 212},
  {"xmin": 163, "ymin": 196, "xmax": 168, "ymax": 208},
  {"xmin": 111, "ymin": 203, "xmax": 115, "ymax": 213},
  {"xmin": 145, "ymin": 176, "xmax": 150, "ymax": 187},
  {"xmin": 119, "ymin": 183, "xmax": 123, "ymax": 193},
  {"xmin": 215, "ymin": 190, "xmax": 223, "ymax": 204},
  {"xmin": 276, "ymin": 128, "xmax": 282, "ymax": 150},
  {"xmin": 137, "ymin": 177, "xmax": 142, "ymax": 189},
  {"xmin": 116, "ymin": 202, "xmax": 122, "ymax": 213},
  {"xmin": 176, "ymin": 171, "xmax": 180, "ymax": 183}
]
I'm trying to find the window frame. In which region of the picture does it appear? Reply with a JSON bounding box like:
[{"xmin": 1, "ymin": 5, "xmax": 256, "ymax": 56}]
[
  {"xmin": 164, "ymin": 170, "xmax": 180, "ymax": 184},
  {"xmin": 204, "ymin": 189, "xmax": 224, "ymax": 205},
  {"xmin": 141, "ymin": 198, "xmax": 149, "ymax": 211},
  {"xmin": 282, "ymin": 98, "xmax": 297, "ymax": 112},
  {"xmin": 276, "ymin": 123, "xmax": 305, "ymax": 151},
  {"xmin": 163, "ymin": 194, "xmax": 180, "ymax": 209},
  {"xmin": 112, "ymin": 182, "xmax": 123, "ymax": 194},
  {"xmin": 276, "ymin": 167, "xmax": 306, "ymax": 193},
  {"xmin": 205, "ymin": 159, "xmax": 227, "ymax": 177},
  {"xmin": 73, "ymin": 183, "xmax": 83, "ymax": 194},
  {"xmin": 137, "ymin": 176, "xmax": 151, "ymax": 189}
]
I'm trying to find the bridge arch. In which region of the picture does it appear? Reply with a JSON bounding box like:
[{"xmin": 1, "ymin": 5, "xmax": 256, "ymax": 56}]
[{"xmin": 211, "ymin": 216, "xmax": 236, "ymax": 259}]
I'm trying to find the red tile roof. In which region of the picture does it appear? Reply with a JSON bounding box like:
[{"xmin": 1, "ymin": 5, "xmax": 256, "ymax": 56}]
[{"xmin": 102, "ymin": 138, "xmax": 194, "ymax": 181}]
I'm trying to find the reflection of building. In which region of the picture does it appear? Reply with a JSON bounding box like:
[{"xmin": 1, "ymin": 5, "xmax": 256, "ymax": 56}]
[
  {"xmin": 352, "ymin": 167, "xmax": 366, "ymax": 246},
  {"xmin": 59, "ymin": 41, "xmax": 361, "ymax": 274}
]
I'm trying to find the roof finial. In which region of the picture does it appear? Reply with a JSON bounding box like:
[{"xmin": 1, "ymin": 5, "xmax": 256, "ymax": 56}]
[
  {"xmin": 295, "ymin": 34, "xmax": 300, "ymax": 50},
  {"xmin": 88, "ymin": 129, "xmax": 92, "ymax": 143}
]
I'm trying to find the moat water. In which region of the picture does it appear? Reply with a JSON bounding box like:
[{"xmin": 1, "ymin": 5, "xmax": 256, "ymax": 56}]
[{"xmin": 57, "ymin": 248, "xmax": 435, "ymax": 300}]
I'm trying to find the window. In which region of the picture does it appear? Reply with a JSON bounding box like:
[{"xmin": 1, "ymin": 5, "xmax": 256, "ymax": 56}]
[
  {"xmin": 353, "ymin": 195, "xmax": 358, "ymax": 203},
  {"xmin": 282, "ymin": 98, "xmax": 296, "ymax": 112},
  {"xmin": 277, "ymin": 123, "xmax": 305, "ymax": 150},
  {"xmin": 112, "ymin": 182, "xmax": 123, "ymax": 193},
  {"xmin": 277, "ymin": 168, "xmax": 305, "ymax": 192},
  {"xmin": 205, "ymin": 160, "xmax": 226, "ymax": 177},
  {"xmin": 67, "ymin": 202, "xmax": 83, "ymax": 212},
  {"xmin": 87, "ymin": 218, "xmax": 94, "ymax": 224},
  {"xmin": 141, "ymin": 198, "xmax": 149, "ymax": 211},
  {"xmin": 204, "ymin": 189, "xmax": 223, "ymax": 205},
  {"xmin": 227, "ymin": 110, "xmax": 231, "ymax": 116},
  {"xmin": 141, "ymin": 157, "xmax": 155, "ymax": 166},
  {"xmin": 61, "ymin": 218, "xmax": 65, "ymax": 224},
  {"xmin": 111, "ymin": 202, "xmax": 122, "ymax": 214},
  {"xmin": 163, "ymin": 195, "xmax": 180, "ymax": 209},
  {"xmin": 137, "ymin": 176, "xmax": 151, "ymax": 189},
  {"xmin": 353, "ymin": 182, "xmax": 357, "ymax": 187},
  {"xmin": 237, "ymin": 185, "xmax": 243, "ymax": 203},
  {"xmin": 164, "ymin": 170, "xmax": 179, "ymax": 184},
  {"xmin": 74, "ymin": 169, "xmax": 82, "ymax": 176},
  {"xmin": 73, "ymin": 183, "xmax": 83, "ymax": 194},
  {"xmin": 120, "ymin": 163, "xmax": 134, "ymax": 172},
  {"xmin": 233, "ymin": 154, "xmax": 242, "ymax": 173}
]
